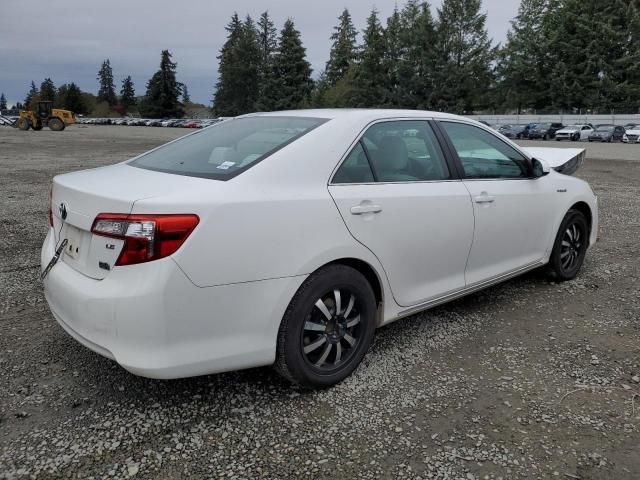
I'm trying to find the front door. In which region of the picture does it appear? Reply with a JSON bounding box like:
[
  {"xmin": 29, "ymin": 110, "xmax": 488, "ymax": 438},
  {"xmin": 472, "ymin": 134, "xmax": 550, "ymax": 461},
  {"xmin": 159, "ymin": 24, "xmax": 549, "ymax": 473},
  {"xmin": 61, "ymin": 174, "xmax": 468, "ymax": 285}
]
[
  {"xmin": 328, "ymin": 120, "xmax": 475, "ymax": 307},
  {"xmin": 438, "ymin": 121, "xmax": 556, "ymax": 285}
]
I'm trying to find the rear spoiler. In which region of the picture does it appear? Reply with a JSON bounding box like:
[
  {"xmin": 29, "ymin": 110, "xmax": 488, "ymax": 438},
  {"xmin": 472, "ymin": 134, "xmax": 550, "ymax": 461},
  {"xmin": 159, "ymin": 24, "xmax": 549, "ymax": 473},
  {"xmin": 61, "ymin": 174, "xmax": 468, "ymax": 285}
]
[{"xmin": 521, "ymin": 147, "xmax": 586, "ymax": 176}]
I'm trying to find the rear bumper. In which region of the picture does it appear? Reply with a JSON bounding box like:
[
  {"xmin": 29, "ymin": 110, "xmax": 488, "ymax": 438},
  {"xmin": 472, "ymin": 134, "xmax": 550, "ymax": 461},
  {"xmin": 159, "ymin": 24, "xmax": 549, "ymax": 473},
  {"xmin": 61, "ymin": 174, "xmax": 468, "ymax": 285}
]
[{"xmin": 41, "ymin": 229, "xmax": 306, "ymax": 379}]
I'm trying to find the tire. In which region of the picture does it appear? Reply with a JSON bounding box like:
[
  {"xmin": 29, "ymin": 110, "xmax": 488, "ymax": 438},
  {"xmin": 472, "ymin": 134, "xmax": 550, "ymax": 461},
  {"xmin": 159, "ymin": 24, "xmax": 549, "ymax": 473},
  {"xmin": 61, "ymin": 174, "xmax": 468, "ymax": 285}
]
[
  {"xmin": 548, "ymin": 210, "xmax": 589, "ymax": 282},
  {"xmin": 17, "ymin": 118, "xmax": 30, "ymax": 130},
  {"xmin": 543, "ymin": 134, "xmax": 548, "ymax": 141},
  {"xmin": 572, "ymin": 133, "xmax": 580, "ymax": 141},
  {"xmin": 48, "ymin": 117, "xmax": 65, "ymax": 131},
  {"xmin": 275, "ymin": 264, "xmax": 377, "ymax": 388}
]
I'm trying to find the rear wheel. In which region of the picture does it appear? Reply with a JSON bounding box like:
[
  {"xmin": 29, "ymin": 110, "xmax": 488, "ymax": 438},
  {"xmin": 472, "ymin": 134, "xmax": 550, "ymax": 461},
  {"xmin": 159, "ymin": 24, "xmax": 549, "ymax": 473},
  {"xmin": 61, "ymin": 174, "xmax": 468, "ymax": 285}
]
[
  {"xmin": 275, "ymin": 265, "xmax": 376, "ymax": 388},
  {"xmin": 48, "ymin": 117, "xmax": 65, "ymax": 131},
  {"xmin": 548, "ymin": 210, "xmax": 589, "ymax": 281},
  {"xmin": 17, "ymin": 118, "xmax": 30, "ymax": 130}
]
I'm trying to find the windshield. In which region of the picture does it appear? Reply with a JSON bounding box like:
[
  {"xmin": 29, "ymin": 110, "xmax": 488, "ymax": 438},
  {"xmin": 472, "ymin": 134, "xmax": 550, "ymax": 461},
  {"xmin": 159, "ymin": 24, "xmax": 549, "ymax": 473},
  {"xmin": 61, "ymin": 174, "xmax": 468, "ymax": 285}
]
[
  {"xmin": 565, "ymin": 125, "xmax": 581, "ymax": 129},
  {"xmin": 596, "ymin": 126, "xmax": 614, "ymax": 132},
  {"xmin": 130, "ymin": 116, "xmax": 328, "ymax": 180}
]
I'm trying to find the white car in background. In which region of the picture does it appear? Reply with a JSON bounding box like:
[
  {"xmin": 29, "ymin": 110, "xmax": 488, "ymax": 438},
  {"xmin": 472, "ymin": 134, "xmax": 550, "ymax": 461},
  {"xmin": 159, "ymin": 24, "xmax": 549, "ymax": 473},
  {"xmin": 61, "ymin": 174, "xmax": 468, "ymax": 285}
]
[
  {"xmin": 622, "ymin": 127, "xmax": 640, "ymax": 144},
  {"xmin": 555, "ymin": 124, "xmax": 594, "ymax": 141},
  {"xmin": 41, "ymin": 109, "xmax": 598, "ymax": 387}
]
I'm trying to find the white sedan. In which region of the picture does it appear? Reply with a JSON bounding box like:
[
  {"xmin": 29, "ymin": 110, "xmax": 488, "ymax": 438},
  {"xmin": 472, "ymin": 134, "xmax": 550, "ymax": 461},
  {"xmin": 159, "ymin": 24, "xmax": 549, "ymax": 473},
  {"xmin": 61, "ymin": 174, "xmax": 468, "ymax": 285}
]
[
  {"xmin": 555, "ymin": 124, "xmax": 594, "ymax": 141},
  {"xmin": 41, "ymin": 109, "xmax": 598, "ymax": 387},
  {"xmin": 623, "ymin": 127, "xmax": 640, "ymax": 144}
]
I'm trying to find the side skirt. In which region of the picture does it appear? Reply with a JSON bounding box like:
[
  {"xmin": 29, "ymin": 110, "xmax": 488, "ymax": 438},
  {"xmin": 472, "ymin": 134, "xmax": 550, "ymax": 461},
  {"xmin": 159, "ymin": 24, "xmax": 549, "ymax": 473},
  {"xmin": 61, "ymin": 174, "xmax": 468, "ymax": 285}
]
[{"xmin": 395, "ymin": 260, "xmax": 545, "ymax": 320}]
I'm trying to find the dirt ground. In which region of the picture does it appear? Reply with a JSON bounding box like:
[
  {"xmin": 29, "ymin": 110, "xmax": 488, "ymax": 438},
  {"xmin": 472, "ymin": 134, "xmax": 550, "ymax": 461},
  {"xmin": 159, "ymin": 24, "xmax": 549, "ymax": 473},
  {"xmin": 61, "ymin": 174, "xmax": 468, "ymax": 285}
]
[{"xmin": 0, "ymin": 125, "xmax": 639, "ymax": 479}]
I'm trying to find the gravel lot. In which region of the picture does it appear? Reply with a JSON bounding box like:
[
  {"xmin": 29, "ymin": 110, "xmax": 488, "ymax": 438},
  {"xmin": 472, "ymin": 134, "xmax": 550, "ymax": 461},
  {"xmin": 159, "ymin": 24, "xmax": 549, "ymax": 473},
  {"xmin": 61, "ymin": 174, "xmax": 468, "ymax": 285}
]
[{"xmin": 1, "ymin": 125, "xmax": 639, "ymax": 479}]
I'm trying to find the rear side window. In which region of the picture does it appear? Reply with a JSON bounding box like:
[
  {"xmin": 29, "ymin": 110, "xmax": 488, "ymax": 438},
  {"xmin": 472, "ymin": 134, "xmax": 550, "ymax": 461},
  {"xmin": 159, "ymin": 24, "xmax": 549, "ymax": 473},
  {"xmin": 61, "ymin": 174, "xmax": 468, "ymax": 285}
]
[
  {"xmin": 130, "ymin": 116, "xmax": 327, "ymax": 180},
  {"xmin": 332, "ymin": 120, "xmax": 450, "ymax": 184}
]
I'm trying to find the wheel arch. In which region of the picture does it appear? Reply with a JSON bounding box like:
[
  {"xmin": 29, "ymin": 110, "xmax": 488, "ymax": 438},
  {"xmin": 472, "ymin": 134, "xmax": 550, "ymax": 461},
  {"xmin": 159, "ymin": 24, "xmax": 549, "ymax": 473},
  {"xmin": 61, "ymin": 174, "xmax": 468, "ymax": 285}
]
[
  {"xmin": 320, "ymin": 258, "xmax": 384, "ymax": 308},
  {"xmin": 569, "ymin": 201, "xmax": 592, "ymax": 234}
]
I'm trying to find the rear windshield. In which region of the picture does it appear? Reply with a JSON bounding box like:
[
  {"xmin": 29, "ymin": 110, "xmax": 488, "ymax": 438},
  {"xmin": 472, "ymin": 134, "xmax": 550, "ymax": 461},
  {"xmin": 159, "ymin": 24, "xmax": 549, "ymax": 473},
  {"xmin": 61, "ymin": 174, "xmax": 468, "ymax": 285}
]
[{"xmin": 130, "ymin": 116, "xmax": 328, "ymax": 180}]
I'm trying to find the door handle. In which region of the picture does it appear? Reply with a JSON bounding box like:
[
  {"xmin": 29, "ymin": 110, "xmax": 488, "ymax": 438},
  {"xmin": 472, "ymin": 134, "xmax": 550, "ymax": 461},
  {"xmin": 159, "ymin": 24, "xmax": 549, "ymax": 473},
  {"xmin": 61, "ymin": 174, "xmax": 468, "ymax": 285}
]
[
  {"xmin": 474, "ymin": 193, "xmax": 495, "ymax": 204},
  {"xmin": 350, "ymin": 204, "xmax": 383, "ymax": 215}
]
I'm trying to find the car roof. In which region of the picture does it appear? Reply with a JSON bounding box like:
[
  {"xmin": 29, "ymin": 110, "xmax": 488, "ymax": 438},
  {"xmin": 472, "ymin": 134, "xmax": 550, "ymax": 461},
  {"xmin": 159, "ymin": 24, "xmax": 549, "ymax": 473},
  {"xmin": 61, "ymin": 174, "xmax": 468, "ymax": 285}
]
[{"xmin": 240, "ymin": 108, "xmax": 463, "ymax": 122}]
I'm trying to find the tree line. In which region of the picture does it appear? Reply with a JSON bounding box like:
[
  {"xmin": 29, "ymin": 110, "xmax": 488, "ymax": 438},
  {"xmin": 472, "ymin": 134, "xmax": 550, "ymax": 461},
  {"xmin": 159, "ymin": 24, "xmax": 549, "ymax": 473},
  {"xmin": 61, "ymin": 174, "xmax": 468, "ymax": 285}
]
[
  {"xmin": 5, "ymin": 0, "xmax": 639, "ymax": 117},
  {"xmin": 215, "ymin": 0, "xmax": 640, "ymax": 116},
  {"xmin": 11, "ymin": 50, "xmax": 188, "ymax": 118}
]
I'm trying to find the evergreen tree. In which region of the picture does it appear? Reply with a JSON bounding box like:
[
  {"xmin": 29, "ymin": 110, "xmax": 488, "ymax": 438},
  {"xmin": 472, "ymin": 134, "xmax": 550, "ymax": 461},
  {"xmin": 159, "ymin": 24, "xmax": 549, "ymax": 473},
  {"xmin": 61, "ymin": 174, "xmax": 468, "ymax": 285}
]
[
  {"xmin": 432, "ymin": 0, "xmax": 494, "ymax": 113},
  {"xmin": 61, "ymin": 83, "xmax": 87, "ymax": 114},
  {"xmin": 15, "ymin": 102, "xmax": 24, "ymax": 110},
  {"xmin": 351, "ymin": 9, "xmax": 387, "ymax": 107},
  {"xmin": 496, "ymin": 0, "xmax": 553, "ymax": 112},
  {"xmin": 120, "ymin": 75, "xmax": 136, "ymax": 109},
  {"xmin": 40, "ymin": 78, "xmax": 56, "ymax": 102},
  {"xmin": 139, "ymin": 50, "xmax": 184, "ymax": 118},
  {"xmin": 24, "ymin": 81, "xmax": 38, "ymax": 108},
  {"xmin": 0, "ymin": 93, "xmax": 6, "ymax": 110},
  {"xmin": 97, "ymin": 59, "xmax": 117, "ymax": 106},
  {"xmin": 382, "ymin": 7, "xmax": 404, "ymax": 106},
  {"xmin": 325, "ymin": 9, "xmax": 358, "ymax": 87},
  {"xmin": 399, "ymin": 1, "xmax": 438, "ymax": 108},
  {"xmin": 546, "ymin": 0, "xmax": 638, "ymax": 112},
  {"xmin": 264, "ymin": 19, "xmax": 314, "ymax": 110},
  {"xmin": 182, "ymin": 84, "xmax": 191, "ymax": 104},
  {"xmin": 214, "ymin": 14, "xmax": 261, "ymax": 116}
]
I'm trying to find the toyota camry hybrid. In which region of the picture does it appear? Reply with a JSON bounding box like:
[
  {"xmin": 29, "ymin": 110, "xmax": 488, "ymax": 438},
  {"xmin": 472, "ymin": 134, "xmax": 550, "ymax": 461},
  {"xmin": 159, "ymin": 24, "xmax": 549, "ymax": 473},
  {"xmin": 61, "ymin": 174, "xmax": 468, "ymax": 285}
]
[{"xmin": 41, "ymin": 109, "xmax": 598, "ymax": 387}]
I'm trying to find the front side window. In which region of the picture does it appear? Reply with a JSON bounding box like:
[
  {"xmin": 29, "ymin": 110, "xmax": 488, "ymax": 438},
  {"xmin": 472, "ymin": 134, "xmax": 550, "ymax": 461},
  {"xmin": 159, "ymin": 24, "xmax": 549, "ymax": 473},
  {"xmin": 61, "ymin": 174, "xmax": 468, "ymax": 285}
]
[
  {"xmin": 332, "ymin": 121, "xmax": 450, "ymax": 184},
  {"xmin": 441, "ymin": 122, "xmax": 530, "ymax": 179},
  {"xmin": 130, "ymin": 116, "xmax": 327, "ymax": 180}
]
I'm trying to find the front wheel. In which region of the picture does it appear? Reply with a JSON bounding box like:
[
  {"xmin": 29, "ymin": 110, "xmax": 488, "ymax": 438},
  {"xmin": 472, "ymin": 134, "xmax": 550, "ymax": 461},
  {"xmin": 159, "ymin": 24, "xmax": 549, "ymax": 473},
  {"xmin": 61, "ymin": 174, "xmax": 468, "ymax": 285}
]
[
  {"xmin": 548, "ymin": 210, "xmax": 589, "ymax": 281},
  {"xmin": 48, "ymin": 117, "xmax": 65, "ymax": 131},
  {"xmin": 275, "ymin": 264, "xmax": 376, "ymax": 388},
  {"xmin": 17, "ymin": 118, "xmax": 30, "ymax": 130},
  {"xmin": 572, "ymin": 133, "xmax": 580, "ymax": 141}
]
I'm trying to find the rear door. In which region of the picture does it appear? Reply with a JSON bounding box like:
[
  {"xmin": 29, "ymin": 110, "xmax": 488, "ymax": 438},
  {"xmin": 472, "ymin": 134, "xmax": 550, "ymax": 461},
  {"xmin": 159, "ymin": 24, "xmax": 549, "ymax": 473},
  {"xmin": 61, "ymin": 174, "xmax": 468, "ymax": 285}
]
[
  {"xmin": 437, "ymin": 121, "xmax": 556, "ymax": 285},
  {"xmin": 328, "ymin": 120, "xmax": 474, "ymax": 307}
]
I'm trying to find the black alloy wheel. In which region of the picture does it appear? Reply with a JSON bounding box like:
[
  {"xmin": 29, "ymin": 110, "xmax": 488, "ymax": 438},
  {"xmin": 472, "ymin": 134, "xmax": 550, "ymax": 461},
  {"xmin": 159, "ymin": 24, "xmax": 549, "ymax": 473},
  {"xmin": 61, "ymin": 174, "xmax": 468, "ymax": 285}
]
[
  {"xmin": 548, "ymin": 209, "xmax": 589, "ymax": 281},
  {"xmin": 275, "ymin": 265, "xmax": 376, "ymax": 388}
]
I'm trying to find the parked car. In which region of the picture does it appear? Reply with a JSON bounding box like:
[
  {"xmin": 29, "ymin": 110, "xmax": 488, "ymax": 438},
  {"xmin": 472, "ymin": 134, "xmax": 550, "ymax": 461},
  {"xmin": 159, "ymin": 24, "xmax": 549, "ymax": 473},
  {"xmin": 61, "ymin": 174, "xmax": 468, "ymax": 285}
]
[
  {"xmin": 498, "ymin": 124, "xmax": 531, "ymax": 139},
  {"xmin": 555, "ymin": 124, "xmax": 594, "ymax": 141},
  {"xmin": 623, "ymin": 127, "xmax": 640, "ymax": 144},
  {"xmin": 527, "ymin": 123, "xmax": 556, "ymax": 140},
  {"xmin": 41, "ymin": 109, "xmax": 598, "ymax": 387},
  {"xmin": 624, "ymin": 123, "xmax": 638, "ymax": 131},
  {"xmin": 588, "ymin": 125, "xmax": 626, "ymax": 143}
]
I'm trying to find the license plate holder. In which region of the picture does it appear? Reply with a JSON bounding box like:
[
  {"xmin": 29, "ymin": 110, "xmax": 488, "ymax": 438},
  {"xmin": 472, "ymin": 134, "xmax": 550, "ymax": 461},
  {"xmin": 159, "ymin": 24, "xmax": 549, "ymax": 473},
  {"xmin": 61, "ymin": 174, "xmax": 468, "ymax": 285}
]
[{"xmin": 64, "ymin": 226, "xmax": 82, "ymax": 259}]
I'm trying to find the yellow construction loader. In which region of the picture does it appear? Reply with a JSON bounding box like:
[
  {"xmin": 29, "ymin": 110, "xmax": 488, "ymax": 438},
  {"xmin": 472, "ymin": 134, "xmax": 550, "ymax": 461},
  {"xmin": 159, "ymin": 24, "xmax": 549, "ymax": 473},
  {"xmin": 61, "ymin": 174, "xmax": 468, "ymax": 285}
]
[{"xmin": 16, "ymin": 101, "xmax": 75, "ymax": 131}]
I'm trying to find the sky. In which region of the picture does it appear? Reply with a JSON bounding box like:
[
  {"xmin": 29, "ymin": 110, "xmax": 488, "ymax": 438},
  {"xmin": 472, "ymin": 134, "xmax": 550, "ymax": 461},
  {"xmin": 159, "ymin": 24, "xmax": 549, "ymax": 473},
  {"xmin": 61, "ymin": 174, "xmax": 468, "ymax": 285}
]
[{"xmin": 0, "ymin": 0, "xmax": 519, "ymax": 107}]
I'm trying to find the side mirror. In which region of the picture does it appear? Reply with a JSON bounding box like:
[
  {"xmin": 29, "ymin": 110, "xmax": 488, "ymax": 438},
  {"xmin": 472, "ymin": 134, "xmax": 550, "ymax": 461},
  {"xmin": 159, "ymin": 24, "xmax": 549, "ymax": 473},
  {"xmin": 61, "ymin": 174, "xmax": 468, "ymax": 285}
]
[{"xmin": 532, "ymin": 158, "xmax": 551, "ymax": 178}]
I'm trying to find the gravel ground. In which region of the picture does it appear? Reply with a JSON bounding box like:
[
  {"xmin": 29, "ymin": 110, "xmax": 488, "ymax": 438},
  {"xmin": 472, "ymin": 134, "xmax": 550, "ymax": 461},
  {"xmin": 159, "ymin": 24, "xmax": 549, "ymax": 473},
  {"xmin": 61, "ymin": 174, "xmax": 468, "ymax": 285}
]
[{"xmin": 1, "ymin": 125, "xmax": 639, "ymax": 480}]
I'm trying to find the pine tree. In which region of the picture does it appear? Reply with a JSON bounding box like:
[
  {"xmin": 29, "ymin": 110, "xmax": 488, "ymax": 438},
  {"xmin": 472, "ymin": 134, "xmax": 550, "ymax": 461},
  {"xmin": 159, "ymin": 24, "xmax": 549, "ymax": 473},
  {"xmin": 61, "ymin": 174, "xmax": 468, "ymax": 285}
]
[
  {"xmin": 182, "ymin": 84, "xmax": 191, "ymax": 104},
  {"xmin": 0, "ymin": 93, "xmax": 6, "ymax": 110},
  {"xmin": 382, "ymin": 7, "xmax": 404, "ymax": 106},
  {"xmin": 62, "ymin": 83, "xmax": 87, "ymax": 114},
  {"xmin": 399, "ymin": 1, "xmax": 438, "ymax": 108},
  {"xmin": 497, "ymin": 0, "xmax": 552, "ymax": 112},
  {"xmin": 24, "ymin": 81, "xmax": 38, "ymax": 108},
  {"xmin": 214, "ymin": 14, "xmax": 261, "ymax": 116},
  {"xmin": 120, "ymin": 76, "xmax": 136, "ymax": 109},
  {"xmin": 139, "ymin": 50, "xmax": 184, "ymax": 118},
  {"xmin": 325, "ymin": 9, "xmax": 358, "ymax": 87},
  {"xmin": 255, "ymin": 12, "xmax": 278, "ymax": 110},
  {"xmin": 264, "ymin": 19, "xmax": 314, "ymax": 110},
  {"xmin": 97, "ymin": 59, "xmax": 117, "ymax": 106},
  {"xmin": 432, "ymin": 0, "xmax": 494, "ymax": 113},
  {"xmin": 351, "ymin": 9, "xmax": 387, "ymax": 107},
  {"xmin": 40, "ymin": 78, "xmax": 56, "ymax": 102}
]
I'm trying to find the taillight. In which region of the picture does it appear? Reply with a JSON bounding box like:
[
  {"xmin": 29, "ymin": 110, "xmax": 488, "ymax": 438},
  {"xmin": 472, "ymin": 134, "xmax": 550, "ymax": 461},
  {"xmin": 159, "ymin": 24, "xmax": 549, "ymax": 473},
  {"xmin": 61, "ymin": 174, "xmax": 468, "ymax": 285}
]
[
  {"xmin": 91, "ymin": 214, "xmax": 199, "ymax": 266},
  {"xmin": 48, "ymin": 186, "xmax": 53, "ymax": 227}
]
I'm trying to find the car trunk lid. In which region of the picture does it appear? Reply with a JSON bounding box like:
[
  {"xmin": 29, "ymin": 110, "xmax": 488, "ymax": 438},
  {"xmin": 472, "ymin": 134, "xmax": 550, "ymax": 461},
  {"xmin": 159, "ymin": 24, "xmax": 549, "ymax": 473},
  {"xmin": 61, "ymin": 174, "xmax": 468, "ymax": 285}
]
[{"xmin": 50, "ymin": 163, "xmax": 205, "ymax": 279}]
